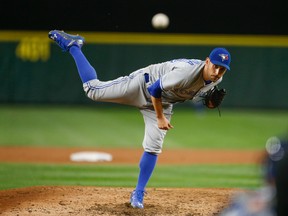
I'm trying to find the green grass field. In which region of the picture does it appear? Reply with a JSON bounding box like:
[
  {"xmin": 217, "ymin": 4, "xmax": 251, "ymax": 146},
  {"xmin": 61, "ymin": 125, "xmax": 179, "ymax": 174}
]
[
  {"xmin": 0, "ymin": 163, "xmax": 262, "ymax": 190},
  {"xmin": 0, "ymin": 105, "xmax": 287, "ymax": 190},
  {"xmin": 1, "ymin": 105, "xmax": 287, "ymax": 149}
]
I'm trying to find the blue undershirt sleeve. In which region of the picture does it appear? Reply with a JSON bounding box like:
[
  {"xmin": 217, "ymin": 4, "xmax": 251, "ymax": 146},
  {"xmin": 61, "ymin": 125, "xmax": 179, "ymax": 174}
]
[{"xmin": 147, "ymin": 79, "xmax": 162, "ymax": 98}]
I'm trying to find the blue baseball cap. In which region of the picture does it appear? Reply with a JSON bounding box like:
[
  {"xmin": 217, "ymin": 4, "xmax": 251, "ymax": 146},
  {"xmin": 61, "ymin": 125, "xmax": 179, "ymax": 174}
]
[{"xmin": 209, "ymin": 48, "xmax": 231, "ymax": 70}]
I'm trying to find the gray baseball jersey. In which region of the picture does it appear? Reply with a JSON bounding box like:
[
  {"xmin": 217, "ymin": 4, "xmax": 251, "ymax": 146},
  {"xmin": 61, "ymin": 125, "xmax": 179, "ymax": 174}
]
[{"xmin": 83, "ymin": 58, "xmax": 222, "ymax": 154}]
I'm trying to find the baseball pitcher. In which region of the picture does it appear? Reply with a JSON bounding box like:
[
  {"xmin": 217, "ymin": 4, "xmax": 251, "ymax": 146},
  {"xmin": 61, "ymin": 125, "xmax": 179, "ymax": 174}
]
[{"xmin": 48, "ymin": 30, "xmax": 231, "ymax": 209}]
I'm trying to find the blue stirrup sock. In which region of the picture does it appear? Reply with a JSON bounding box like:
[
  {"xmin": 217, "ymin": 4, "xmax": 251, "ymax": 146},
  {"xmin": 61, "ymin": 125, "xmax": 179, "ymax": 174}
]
[
  {"xmin": 135, "ymin": 151, "xmax": 158, "ymax": 191},
  {"xmin": 69, "ymin": 46, "xmax": 97, "ymax": 83}
]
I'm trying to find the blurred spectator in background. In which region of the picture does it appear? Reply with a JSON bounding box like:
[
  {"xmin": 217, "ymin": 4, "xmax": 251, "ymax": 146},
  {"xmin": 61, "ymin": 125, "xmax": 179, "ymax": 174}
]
[
  {"xmin": 274, "ymin": 136, "xmax": 288, "ymax": 216},
  {"xmin": 220, "ymin": 133, "xmax": 288, "ymax": 216}
]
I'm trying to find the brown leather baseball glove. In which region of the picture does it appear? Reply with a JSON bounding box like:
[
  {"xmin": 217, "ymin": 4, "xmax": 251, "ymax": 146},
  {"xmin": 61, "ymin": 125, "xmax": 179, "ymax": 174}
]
[{"xmin": 203, "ymin": 86, "xmax": 226, "ymax": 109}]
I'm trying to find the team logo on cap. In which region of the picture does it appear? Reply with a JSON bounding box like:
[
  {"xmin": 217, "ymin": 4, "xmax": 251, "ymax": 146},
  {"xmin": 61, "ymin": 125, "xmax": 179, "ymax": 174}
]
[{"xmin": 219, "ymin": 54, "xmax": 229, "ymax": 62}]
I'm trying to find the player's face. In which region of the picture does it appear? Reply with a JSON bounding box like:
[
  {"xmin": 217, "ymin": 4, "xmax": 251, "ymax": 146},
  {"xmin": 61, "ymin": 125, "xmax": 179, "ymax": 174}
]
[{"xmin": 203, "ymin": 58, "xmax": 227, "ymax": 82}]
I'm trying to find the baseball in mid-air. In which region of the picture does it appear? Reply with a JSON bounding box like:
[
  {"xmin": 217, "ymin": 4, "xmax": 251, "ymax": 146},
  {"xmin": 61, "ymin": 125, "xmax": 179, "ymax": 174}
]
[{"xmin": 151, "ymin": 13, "xmax": 169, "ymax": 30}]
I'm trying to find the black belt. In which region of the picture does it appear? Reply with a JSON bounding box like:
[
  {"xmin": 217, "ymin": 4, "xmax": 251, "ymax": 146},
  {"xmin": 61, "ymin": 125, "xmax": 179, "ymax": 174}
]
[{"xmin": 144, "ymin": 73, "xmax": 149, "ymax": 83}]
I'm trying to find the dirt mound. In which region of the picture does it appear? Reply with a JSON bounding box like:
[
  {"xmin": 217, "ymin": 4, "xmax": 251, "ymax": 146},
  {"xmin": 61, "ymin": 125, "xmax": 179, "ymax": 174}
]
[{"xmin": 0, "ymin": 186, "xmax": 238, "ymax": 216}]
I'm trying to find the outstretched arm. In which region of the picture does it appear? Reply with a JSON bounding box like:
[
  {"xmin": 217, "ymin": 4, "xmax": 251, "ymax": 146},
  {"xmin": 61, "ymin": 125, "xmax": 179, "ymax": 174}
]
[
  {"xmin": 148, "ymin": 79, "xmax": 173, "ymax": 130},
  {"xmin": 151, "ymin": 96, "xmax": 173, "ymax": 130}
]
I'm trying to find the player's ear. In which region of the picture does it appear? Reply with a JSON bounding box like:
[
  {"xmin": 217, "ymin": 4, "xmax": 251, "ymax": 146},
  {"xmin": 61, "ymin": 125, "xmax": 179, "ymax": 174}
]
[{"xmin": 205, "ymin": 57, "xmax": 210, "ymax": 65}]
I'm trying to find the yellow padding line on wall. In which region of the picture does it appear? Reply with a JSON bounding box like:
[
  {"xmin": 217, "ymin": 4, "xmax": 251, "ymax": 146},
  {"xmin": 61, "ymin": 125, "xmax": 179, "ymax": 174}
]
[{"xmin": 1, "ymin": 30, "xmax": 288, "ymax": 47}]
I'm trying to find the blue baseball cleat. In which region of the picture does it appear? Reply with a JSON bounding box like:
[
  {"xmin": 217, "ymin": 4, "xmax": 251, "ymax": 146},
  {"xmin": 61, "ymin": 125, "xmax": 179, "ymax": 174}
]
[
  {"xmin": 48, "ymin": 30, "xmax": 85, "ymax": 52},
  {"xmin": 130, "ymin": 190, "xmax": 146, "ymax": 209}
]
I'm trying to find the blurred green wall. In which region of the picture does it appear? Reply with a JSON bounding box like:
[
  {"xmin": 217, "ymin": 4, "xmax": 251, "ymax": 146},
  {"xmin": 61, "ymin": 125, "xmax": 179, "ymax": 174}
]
[{"xmin": 1, "ymin": 31, "xmax": 288, "ymax": 109}]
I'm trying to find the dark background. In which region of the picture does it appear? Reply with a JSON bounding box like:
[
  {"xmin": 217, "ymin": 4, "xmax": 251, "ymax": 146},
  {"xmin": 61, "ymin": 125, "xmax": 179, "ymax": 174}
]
[
  {"xmin": 1, "ymin": 0, "xmax": 287, "ymax": 35},
  {"xmin": 1, "ymin": 0, "xmax": 288, "ymax": 109}
]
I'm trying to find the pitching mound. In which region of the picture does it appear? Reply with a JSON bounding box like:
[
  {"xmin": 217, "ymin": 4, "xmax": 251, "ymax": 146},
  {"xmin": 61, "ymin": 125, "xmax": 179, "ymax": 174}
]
[{"xmin": 0, "ymin": 186, "xmax": 239, "ymax": 216}]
